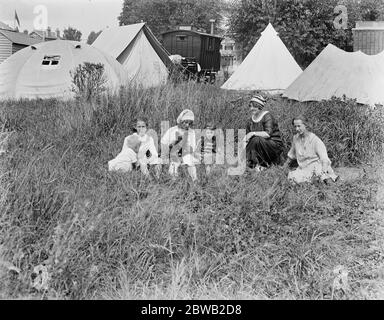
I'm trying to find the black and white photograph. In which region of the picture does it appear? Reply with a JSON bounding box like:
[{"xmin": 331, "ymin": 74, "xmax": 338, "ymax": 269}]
[{"xmin": 0, "ymin": 0, "xmax": 383, "ymax": 305}]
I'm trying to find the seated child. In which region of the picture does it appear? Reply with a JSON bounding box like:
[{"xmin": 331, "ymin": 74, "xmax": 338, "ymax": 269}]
[
  {"xmin": 108, "ymin": 118, "xmax": 161, "ymax": 177},
  {"xmin": 161, "ymin": 109, "xmax": 199, "ymax": 181},
  {"xmin": 195, "ymin": 122, "xmax": 218, "ymax": 175}
]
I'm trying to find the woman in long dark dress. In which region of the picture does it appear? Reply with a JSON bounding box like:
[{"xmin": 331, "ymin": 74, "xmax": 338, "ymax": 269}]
[{"xmin": 245, "ymin": 95, "xmax": 284, "ymax": 170}]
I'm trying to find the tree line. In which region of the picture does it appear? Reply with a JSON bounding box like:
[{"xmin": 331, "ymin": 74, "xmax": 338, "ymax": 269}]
[
  {"xmin": 63, "ymin": 0, "xmax": 384, "ymax": 67},
  {"xmin": 117, "ymin": 0, "xmax": 384, "ymax": 67}
]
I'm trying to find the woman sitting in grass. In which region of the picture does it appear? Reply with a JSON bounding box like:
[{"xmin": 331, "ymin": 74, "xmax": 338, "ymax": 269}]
[
  {"xmin": 108, "ymin": 117, "xmax": 161, "ymax": 177},
  {"xmin": 283, "ymin": 115, "xmax": 339, "ymax": 184},
  {"xmin": 161, "ymin": 109, "xmax": 198, "ymax": 181},
  {"xmin": 245, "ymin": 95, "xmax": 284, "ymax": 171}
]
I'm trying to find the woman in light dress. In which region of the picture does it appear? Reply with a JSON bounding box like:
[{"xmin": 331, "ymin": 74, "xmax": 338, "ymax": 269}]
[
  {"xmin": 284, "ymin": 115, "xmax": 339, "ymax": 184},
  {"xmin": 108, "ymin": 117, "xmax": 161, "ymax": 177}
]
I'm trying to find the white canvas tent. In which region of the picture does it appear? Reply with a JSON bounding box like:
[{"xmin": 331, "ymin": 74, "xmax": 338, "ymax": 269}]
[
  {"xmin": 221, "ymin": 23, "xmax": 302, "ymax": 93},
  {"xmin": 0, "ymin": 40, "xmax": 128, "ymax": 100},
  {"xmin": 92, "ymin": 23, "xmax": 172, "ymax": 88},
  {"xmin": 283, "ymin": 44, "xmax": 384, "ymax": 106}
]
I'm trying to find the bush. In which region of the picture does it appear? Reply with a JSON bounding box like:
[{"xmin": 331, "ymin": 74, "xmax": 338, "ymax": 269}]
[{"xmin": 70, "ymin": 62, "xmax": 107, "ymax": 102}]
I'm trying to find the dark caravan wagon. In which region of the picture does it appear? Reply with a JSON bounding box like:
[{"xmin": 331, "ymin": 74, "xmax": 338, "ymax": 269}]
[{"xmin": 160, "ymin": 28, "xmax": 223, "ymax": 83}]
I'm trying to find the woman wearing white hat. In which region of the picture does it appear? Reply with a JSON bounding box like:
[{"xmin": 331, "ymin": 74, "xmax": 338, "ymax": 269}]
[
  {"xmin": 161, "ymin": 109, "xmax": 198, "ymax": 181},
  {"xmin": 245, "ymin": 95, "xmax": 284, "ymax": 170}
]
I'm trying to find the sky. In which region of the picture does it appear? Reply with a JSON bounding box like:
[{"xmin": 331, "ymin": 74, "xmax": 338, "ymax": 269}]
[{"xmin": 0, "ymin": 0, "xmax": 123, "ymax": 41}]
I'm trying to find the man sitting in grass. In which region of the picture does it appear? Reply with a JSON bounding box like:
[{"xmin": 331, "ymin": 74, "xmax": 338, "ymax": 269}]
[{"xmin": 283, "ymin": 115, "xmax": 339, "ymax": 184}]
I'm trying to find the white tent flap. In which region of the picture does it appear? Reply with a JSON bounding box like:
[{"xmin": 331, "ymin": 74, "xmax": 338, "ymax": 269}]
[{"xmin": 92, "ymin": 23, "xmax": 170, "ymax": 88}]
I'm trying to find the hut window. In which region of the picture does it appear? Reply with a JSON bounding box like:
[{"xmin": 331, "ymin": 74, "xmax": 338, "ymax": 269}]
[
  {"xmin": 41, "ymin": 55, "xmax": 61, "ymax": 66},
  {"xmin": 176, "ymin": 35, "xmax": 187, "ymax": 41}
]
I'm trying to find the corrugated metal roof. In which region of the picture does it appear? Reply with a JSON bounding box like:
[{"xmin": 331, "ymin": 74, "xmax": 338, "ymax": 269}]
[
  {"xmin": 0, "ymin": 21, "xmax": 12, "ymax": 30},
  {"xmin": 0, "ymin": 29, "xmax": 42, "ymax": 45}
]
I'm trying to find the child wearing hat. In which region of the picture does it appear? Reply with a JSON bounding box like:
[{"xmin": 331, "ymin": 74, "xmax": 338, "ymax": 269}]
[{"xmin": 161, "ymin": 109, "xmax": 199, "ymax": 181}]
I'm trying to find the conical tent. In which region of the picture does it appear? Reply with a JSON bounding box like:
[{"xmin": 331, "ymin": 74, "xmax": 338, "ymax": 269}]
[
  {"xmin": 283, "ymin": 44, "xmax": 384, "ymax": 106},
  {"xmin": 92, "ymin": 23, "xmax": 172, "ymax": 88},
  {"xmin": 0, "ymin": 40, "xmax": 128, "ymax": 100},
  {"xmin": 221, "ymin": 23, "xmax": 302, "ymax": 93}
]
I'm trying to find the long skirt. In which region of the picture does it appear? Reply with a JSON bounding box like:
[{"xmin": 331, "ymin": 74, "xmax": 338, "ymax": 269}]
[{"xmin": 246, "ymin": 136, "xmax": 282, "ymax": 168}]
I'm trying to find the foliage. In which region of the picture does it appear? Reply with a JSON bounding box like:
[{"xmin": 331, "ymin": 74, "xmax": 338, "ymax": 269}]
[
  {"xmin": 348, "ymin": 0, "xmax": 384, "ymax": 21},
  {"xmin": 118, "ymin": 0, "xmax": 227, "ymax": 37},
  {"xmin": 70, "ymin": 62, "xmax": 107, "ymax": 102},
  {"xmin": 62, "ymin": 26, "xmax": 82, "ymax": 41},
  {"xmin": 86, "ymin": 30, "xmax": 102, "ymax": 45},
  {"xmin": 0, "ymin": 83, "xmax": 383, "ymax": 299},
  {"xmin": 228, "ymin": 0, "xmax": 384, "ymax": 67}
]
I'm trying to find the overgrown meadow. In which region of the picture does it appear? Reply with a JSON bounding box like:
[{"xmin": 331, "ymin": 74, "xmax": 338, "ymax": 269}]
[{"xmin": 0, "ymin": 82, "xmax": 383, "ymax": 299}]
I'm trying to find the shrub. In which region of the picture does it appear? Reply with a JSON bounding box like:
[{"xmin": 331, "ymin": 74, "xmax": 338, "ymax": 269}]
[{"xmin": 70, "ymin": 62, "xmax": 107, "ymax": 102}]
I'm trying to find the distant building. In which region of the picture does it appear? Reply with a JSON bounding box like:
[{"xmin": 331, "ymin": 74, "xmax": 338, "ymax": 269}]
[
  {"xmin": 30, "ymin": 28, "xmax": 60, "ymax": 41},
  {"xmin": 0, "ymin": 29, "xmax": 42, "ymax": 64},
  {"xmin": 220, "ymin": 37, "xmax": 242, "ymax": 71},
  {"xmin": 353, "ymin": 21, "xmax": 384, "ymax": 55},
  {"xmin": 216, "ymin": 13, "xmax": 242, "ymax": 73}
]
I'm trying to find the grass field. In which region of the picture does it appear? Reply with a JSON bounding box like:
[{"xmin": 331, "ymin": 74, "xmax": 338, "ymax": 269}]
[{"xmin": 0, "ymin": 82, "xmax": 384, "ymax": 299}]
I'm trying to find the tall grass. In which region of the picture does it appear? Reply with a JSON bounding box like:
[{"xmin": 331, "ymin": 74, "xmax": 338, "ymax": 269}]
[{"xmin": 0, "ymin": 83, "xmax": 383, "ymax": 299}]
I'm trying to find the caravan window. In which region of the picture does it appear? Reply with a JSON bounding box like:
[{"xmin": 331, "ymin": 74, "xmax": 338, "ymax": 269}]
[
  {"xmin": 207, "ymin": 37, "xmax": 214, "ymax": 51},
  {"xmin": 41, "ymin": 55, "xmax": 61, "ymax": 67}
]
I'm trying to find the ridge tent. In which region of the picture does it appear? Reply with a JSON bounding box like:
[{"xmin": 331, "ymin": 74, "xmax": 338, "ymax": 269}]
[
  {"xmin": 92, "ymin": 23, "xmax": 172, "ymax": 88},
  {"xmin": 283, "ymin": 44, "xmax": 384, "ymax": 106},
  {"xmin": 0, "ymin": 40, "xmax": 128, "ymax": 100},
  {"xmin": 221, "ymin": 23, "xmax": 302, "ymax": 93}
]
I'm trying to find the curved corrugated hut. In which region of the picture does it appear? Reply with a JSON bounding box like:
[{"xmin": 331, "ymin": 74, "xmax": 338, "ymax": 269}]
[{"xmin": 0, "ymin": 40, "xmax": 128, "ymax": 100}]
